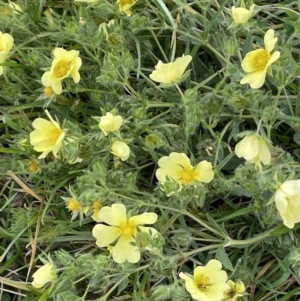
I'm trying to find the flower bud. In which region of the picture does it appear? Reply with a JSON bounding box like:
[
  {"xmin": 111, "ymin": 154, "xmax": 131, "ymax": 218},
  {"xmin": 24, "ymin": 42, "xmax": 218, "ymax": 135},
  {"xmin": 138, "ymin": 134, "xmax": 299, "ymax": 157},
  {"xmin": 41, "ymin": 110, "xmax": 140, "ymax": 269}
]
[
  {"xmin": 99, "ymin": 112, "xmax": 123, "ymax": 136},
  {"xmin": 31, "ymin": 262, "xmax": 56, "ymax": 288}
]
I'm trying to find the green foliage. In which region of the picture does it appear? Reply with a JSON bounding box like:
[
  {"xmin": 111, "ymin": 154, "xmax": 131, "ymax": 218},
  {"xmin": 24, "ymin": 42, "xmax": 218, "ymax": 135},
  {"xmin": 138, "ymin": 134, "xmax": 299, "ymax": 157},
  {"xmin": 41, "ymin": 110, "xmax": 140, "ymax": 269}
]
[{"xmin": 1, "ymin": 0, "xmax": 300, "ymax": 300}]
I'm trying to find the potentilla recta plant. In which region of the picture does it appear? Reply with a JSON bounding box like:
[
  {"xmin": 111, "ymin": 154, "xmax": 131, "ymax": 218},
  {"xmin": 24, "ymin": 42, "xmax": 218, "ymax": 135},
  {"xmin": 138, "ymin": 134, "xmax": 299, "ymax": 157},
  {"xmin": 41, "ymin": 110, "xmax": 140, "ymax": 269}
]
[{"xmin": 3, "ymin": 1, "xmax": 300, "ymax": 301}]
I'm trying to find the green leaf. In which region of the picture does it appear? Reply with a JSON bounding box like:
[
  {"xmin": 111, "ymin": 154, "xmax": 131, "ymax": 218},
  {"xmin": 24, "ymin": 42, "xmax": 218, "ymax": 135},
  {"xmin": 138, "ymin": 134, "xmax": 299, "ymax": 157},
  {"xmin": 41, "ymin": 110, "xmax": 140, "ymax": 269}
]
[{"xmin": 216, "ymin": 246, "xmax": 234, "ymax": 271}]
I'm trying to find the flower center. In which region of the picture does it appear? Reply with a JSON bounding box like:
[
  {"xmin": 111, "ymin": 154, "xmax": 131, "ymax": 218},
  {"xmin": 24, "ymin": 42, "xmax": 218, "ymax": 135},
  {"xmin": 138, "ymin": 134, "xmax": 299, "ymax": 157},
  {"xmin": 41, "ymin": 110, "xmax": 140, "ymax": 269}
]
[
  {"xmin": 195, "ymin": 274, "xmax": 210, "ymax": 292},
  {"xmin": 67, "ymin": 198, "xmax": 81, "ymax": 212},
  {"xmin": 44, "ymin": 86, "xmax": 54, "ymax": 97},
  {"xmin": 93, "ymin": 200, "xmax": 102, "ymax": 210},
  {"xmin": 120, "ymin": 0, "xmax": 135, "ymax": 5},
  {"xmin": 49, "ymin": 127, "xmax": 62, "ymax": 145},
  {"xmin": 254, "ymin": 49, "xmax": 270, "ymax": 71},
  {"xmin": 29, "ymin": 161, "xmax": 39, "ymax": 172},
  {"xmin": 179, "ymin": 168, "xmax": 197, "ymax": 184},
  {"xmin": 121, "ymin": 223, "xmax": 137, "ymax": 240},
  {"xmin": 54, "ymin": 61, "xmax": 70, "ymax": 78}
]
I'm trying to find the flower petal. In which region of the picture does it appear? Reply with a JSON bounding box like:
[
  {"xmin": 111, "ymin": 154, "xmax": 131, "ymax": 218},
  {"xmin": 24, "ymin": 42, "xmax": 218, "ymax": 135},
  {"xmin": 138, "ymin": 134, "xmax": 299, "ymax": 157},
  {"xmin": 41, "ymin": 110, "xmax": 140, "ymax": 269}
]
[
  {"xmin": 31, "ymin": 263, "xmax": 55, "ymax": 288},
  {"xmin": 264, "ymin": 29, "xmax": 277, "ymax": 54},
  {"xmin": 258, "ymin": 139, "xmax": 271, "ymax": 165},
  {"xmin": 155, "ymin": 168, "xmax": 167, "ymax": 184},
  {"xmin": 289, "ymin": 193, "xmax": 300, "ymax": 207},
  {"xmin": 267, "ymin": 51, "xmax": 280, "ymax": 67},
  {"xmin": 129, "ymin": 213, "xmax": 157, "ymax": 226},
  {"xmin": 207, "ymin": 282, "xmax": 230, "ymax": 299},
  {"xmin": 52, "ymin": 80, "xmax": 63, "ymax": 95},
  {"xmin": 280, "ymin": 180, "xmax": 300, "ymax": 196},
  {"xmin": 240, "ymin": 70, "xmax": 267, "ymax": 89},
  {"xmin": 275, "ymin": 189, "xmax": 288, "ymax": 213},
  {"xmin": 157, "ymin": 156, "xmax": 183, "ymax": 181},
  {"xmin": 235, "ymin": 135, "xmax": 258, "ymax": 161},
  {"xmin": 179, "ymin": 272, "xmax": 198, "ymax": 295},
  {"xmin": 169, "ymin": 152, "xmax": 191, "ymax": 168},
  {"xmin": 241, "ymin": 50, "xmax": 263, "ymax": 73},
  {"xmin": 194, "ymin": 160, "xmax": 214, "ymax": 183},
  {"xmin": 41, "ymin": 71, "xmax": 54, "ymax": 87},
  {"xmin": 112, "ymin": 236, "xmax": 140, "ymax": 263},
  {"xmin": 99, "ymin": 203, "xmax": 127, "ymax": 226},
  {"xmin": 92, "ymin": 224, "xmax": 121, "ymax": 247}
]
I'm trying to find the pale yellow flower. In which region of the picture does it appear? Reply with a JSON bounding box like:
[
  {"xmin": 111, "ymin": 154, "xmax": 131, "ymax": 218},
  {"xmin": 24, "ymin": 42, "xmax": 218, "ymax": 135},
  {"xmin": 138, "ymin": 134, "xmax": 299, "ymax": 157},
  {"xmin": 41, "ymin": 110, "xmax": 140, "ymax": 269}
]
[
  {"xmin": 235, "ymin": 134, "xmax": 271, "ymax": 170},
  {"xmin": 118, "ymin": 0, "xmax": 136, "ymax": 16},
  {"xmin": 8, "ymin": 2, "xmax": 23, "ymax": 14},
  {"xmin": 29, "ymin": 110, "xmax": 65, "ymax": 159},
  {"xmin": 156, "ymin": 152, "xmax": 214, "ymax": 188},
  {"xmin": 44, "ymin": 86, "xmax": 56, "ymax": 98},
  {"xmin": 41, "ymin": 48, "xmax": 82, "ymax": 95},
  {"xmin": 98, "ymin": 112, "xmax": 123, "ymax": 136},
  {"xmin": 275, "ymin": 180, "xmax": 300, "ymax": 229},
  {"xmin": 149, "ymin": 54, "xmax": 192, "ymax": 85},
  {"xmin": 240, "ymin": 29, "xmax": 280, "ymax": 88},
  {"xmin": 92, "ymin": 203, "xmax": 157, "ymax": 263},
  {"xmin": 232, "ymin": 4, "xmax": 255, "ymax": 24},
  {"xmin": 65, "ymin": 197, "xmax": 81, "ymax": 220},
  {"xmin": 91, "ymin": 200, "xmax": 102, "ymax": 222},
  {"xmin": 66, "ymin": 198, "xmax": 81, "ymax": 212},
  {"xmin": 223, "ymin": 280, "xmax": 245, "ymax": 301},
  {"xmin": 179, "ymin": 259, "xmax": 229, "ymax": 301},
  {"xmin": 31, "ymin": 262, "xmax": 56, "ymax": 288},
  {"xmin": 111, "ymin": 141, "xmax": 130, "ymax": 161},
  {"xmin": 0, "ymin": 31, "xmax": 14, "ymax": 76},
  {"xmin": 83, "ymin": 201, "xmax": 102, "ymax": 222},
  {"xmin": 28, "ymin": 160, "xmax": 40, "ymax": 173}
]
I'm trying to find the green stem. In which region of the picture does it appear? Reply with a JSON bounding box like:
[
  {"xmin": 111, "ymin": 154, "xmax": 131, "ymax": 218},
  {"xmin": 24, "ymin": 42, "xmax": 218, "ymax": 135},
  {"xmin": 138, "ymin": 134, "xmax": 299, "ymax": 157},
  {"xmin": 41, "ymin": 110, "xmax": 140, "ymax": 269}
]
[
  {"xmin": 182, "ymin": 209, "xmax": 226, "ymax": 238},
  {"xmin": 149, "ymin": 29, "xmax": 168, "ymax": 62},
  {"xmin": 175, "ymin": 83, "xmax": 184, "ymax": 100},
  {"xmin": 274, "ymin": 86, "xmax": 284, "ymax": 109},
  {"xmin": 256, "ymin": 118, "xmax": 263, "ymax": 134},
  {"xmin": 172, "ymin": 28, "xmax": 227, "ymax": 64},
  {"xmin": 224, "ymin": 225, "xmax": 281, "ymax": 248},
  {"xmin": 181, "ymin": 243, "xmax": 223, "ymax": 258},
  {"xmin": 101, "ymin": 274, "xmax": 130, "ymax": 301},
  {"xmin": 296, "ymin": 83, "xmax": 300, "ymax": 117},
  {"xmin": 213, "ymin": 120, "xmax": 234, "ymax": 167}
]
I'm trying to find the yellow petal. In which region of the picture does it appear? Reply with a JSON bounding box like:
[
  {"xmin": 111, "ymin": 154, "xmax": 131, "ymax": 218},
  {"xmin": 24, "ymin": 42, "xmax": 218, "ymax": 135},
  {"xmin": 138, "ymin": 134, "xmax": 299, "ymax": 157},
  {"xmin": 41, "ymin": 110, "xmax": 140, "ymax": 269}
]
[
  {"xmin": 99, "ymin": 203, "xmax": 127, "ymax": 226},
  {"xmin": 169, "ymin": 152, "xmax": 191, "ymax": 168},
  {"xmin": 179, "ymin": 272, "xmax": 198, "ymax": 295},
  {"xmin": 235, "ymin": 280, "xmax": 246, "ymax": 293},
  {"xmin": 52, "ymin": 80, "xmax": 63, "ymax": 95},
  {"xmin": 92, "ymin": 224, "xmax": 122, "ymax": 247},
  {"xmin": 235, "ymin": 135, "xmax": 258, "ymax": 160},
  {"xmin": 112, "ymin": 235, "xmax": 140, "ymax": 263},
  {"xmin": 207, "ymin": 282, "xmax": 230, "ymax": 300},
  {"xmin": 111, "ymin": 141, "xmax": 130, "ymax": 161},
  {"xmin": 258, "ymin": 139, "xmax": 271, "ymax": 165},
  {"xmin": 231, "ymin": 7, "xmax": 252, "ymax": 24},
  {"xmin": 129, "ymin": 212, "xmax": 157, "ymax": 226},
  {"xmin": 194, "ymin": 160, "xmax": 214, "ymax": 183},
  {"xmin": 241, "ymin": 49, "xmax": 265, "ymax": 73},
  {"xmin": 240, "ymin": 70, "xmax": 266, "ymax": 89},
  {"xmin": 172, "ymin": 55, "xmax": 193, "ymax": 79},
  {"xmin": 149, "ymin": 55, "xmax": 192, "ymax": 84},
  {"xmin": 264, "ymin": 29, "xmax": 277, "ymax": 54},
  {"xmin": 155, "ymin": 167, "xmax": 167, "ymax": 184},
  {"xmin": 267, "ymin": 51, "xmax": 280, "ymax": 67},
  {"xmin": 31, "ymin": 263, "xmax": 56, "ymax": 288},
  {"xmin": 280, "ymin": 180, "xmax": 300, "ymax": 196},
  {"xmin": 157, "ymin": 156, "xmax": 183, "ymax": 181}
]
